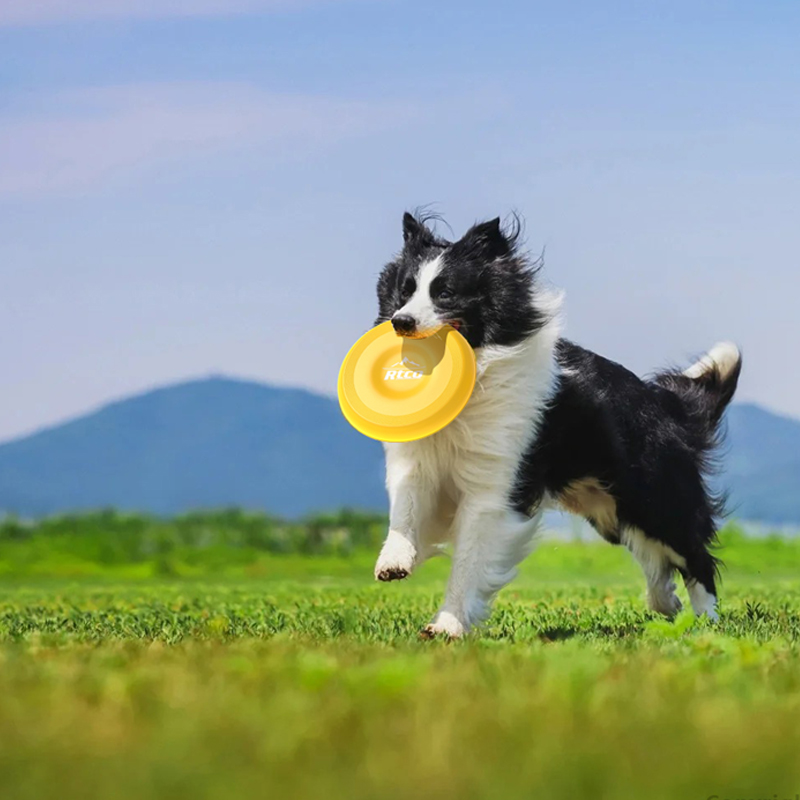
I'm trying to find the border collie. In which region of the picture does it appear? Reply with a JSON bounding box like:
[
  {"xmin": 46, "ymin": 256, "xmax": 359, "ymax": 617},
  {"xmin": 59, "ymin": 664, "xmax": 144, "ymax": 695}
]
[{"xmin": 372, "ymin": 212, "xmax": 741, "ymax": 638}]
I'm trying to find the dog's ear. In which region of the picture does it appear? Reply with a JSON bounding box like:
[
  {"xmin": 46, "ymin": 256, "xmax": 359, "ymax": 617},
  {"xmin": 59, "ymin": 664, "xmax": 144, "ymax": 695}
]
[
  {"xmin": 459, "ymin": 217, "xmax": 510, "ymax": 259},
  {"xmin": 402, "ymin": 212, "xmax": 435, "ymax": 245}
]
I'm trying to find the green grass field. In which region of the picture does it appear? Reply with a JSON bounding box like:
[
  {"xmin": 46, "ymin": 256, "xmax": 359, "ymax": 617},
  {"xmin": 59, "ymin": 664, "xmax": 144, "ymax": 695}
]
[{"xmin": 2, "ymin": 528, "xmax": 800, "ymax": 800}]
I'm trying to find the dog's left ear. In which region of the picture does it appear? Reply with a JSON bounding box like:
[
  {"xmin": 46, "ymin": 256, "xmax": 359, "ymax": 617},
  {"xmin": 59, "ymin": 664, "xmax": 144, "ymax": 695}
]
[
  {"xmin": 402, "ymin": 212, "xmax": 436, "ymax": 245},
  {"xmin": 460, "ymin": 217, "xmax": 510, "ymax": 258}
]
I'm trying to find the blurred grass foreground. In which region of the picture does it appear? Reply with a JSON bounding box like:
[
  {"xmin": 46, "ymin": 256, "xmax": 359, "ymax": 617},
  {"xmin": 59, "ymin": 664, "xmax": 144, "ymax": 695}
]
[{"xmin": 2, "ymin": 511, "xmax": 800, "ymax": 800}]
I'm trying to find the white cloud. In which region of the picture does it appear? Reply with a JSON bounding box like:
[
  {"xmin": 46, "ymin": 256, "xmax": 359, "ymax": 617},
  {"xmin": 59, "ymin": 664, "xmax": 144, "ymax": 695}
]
[
  {"xmin": 0, "ymin": 82, "xmax": 415, "ymax": 196},
  {"xmin": 0, "ymin": 0, "xmax": 379, "ymax": 26}
]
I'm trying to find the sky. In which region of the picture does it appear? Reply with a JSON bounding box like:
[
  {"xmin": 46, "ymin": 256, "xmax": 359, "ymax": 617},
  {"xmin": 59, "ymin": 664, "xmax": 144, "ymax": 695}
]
[{"xmin": 1, "ymin": 0, "xmax": 799, "ymax": 442}]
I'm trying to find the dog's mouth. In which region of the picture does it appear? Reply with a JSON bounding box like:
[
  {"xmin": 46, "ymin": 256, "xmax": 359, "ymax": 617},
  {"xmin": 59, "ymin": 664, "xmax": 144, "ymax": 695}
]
[
  {"xmin": 393, "ymin": 320, "xmax": 465, "ymax": 338},
  {"xmin": 395, "ymin": 329, "xmax": 435, "ymax": 339}
]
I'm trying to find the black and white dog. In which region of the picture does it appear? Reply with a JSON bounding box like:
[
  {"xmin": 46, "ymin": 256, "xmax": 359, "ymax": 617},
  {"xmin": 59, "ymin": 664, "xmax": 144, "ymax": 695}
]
[{"xmin": 373, "ymin": 212, "xmax": 741, "ymax": 638}]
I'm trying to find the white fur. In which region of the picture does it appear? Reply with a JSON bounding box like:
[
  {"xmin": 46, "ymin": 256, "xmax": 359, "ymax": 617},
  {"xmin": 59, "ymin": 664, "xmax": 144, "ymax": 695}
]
[
  {"xmin": 684, "ymin": 341, "xmax": 740, "ymax": 380},
  {"xmin": 374, "ymin": 529, "xmax": 417, "ymax": 580},
  {"xmin": 423, "ymin": 611, "xmax": 465, "ymax": 639},
  {"xmin": 621, "ymin": 527, "xmax": 686, "ymax": 618},
  {"xmin": 686, "ymin": 580, "xmax": 719, "ymax": 621},
  {"xmin": 393, "ymin": 256, "xmax": 444, "ymax": 335},
  {"xmin": 378, "ymin": 290, "xmax": 563, "ymax": 636}
]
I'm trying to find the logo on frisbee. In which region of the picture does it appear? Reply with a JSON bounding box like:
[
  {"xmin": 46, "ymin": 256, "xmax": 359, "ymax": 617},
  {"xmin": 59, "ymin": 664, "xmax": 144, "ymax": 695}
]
[{"xmin": 384, "ymin": 357, "xmax": 424, "ymax": 381}]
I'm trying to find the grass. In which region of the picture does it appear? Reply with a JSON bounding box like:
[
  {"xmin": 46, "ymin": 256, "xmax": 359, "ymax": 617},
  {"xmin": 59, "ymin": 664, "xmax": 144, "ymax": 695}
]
[{"xmin": 2, "ymin": 531, "xmax": 800, "ymax": 800}]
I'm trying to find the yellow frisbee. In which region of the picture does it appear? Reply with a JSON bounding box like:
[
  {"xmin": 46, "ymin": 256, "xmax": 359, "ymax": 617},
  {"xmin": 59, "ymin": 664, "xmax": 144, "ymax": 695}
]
[{"xmin": 338, "ymin": 321, "xmax": 477, "ymax": 443}]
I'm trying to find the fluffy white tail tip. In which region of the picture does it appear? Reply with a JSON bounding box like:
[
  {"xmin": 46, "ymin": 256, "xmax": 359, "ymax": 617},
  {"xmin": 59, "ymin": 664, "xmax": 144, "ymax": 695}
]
[{"xmin": 684, "ymin": 342, "xmax": 740, "ymax": 380}]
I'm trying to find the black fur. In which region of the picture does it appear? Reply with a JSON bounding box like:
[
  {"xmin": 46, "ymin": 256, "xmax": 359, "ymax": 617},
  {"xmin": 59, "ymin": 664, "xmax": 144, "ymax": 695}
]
[
  {"xmin": 511, "ymin": 340, "xmax": 741, "ymax": 599},
  {"xmin": 376, "ymin": 211, "xmax": 549, "ymax": 348}
]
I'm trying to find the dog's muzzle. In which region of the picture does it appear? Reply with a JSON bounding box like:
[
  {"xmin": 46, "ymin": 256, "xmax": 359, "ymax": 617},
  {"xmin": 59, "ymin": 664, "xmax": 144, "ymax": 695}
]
[{"xmin": 391, "ymin": 314, "xmax": 417, "ymax": 336}]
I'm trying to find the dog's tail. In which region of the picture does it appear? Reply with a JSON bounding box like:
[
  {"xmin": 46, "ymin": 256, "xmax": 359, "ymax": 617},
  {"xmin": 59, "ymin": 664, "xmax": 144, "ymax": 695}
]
[
  {"xmin": 656, "ymin": 341, "xmax": 742, "ymax": 431},
  {"xmin": 653, "ymin": 343, "xmax": 741, "ymax": 523},
  {"xmin": 680, "ymin": 342, "xmax": 742, "ymax": 426}
]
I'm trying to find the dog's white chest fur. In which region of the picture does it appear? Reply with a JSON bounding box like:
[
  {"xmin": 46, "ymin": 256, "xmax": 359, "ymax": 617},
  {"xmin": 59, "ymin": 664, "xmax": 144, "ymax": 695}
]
[{"xmin": 385, "ymin": 315, "xmax": 561, "ymax": 502}]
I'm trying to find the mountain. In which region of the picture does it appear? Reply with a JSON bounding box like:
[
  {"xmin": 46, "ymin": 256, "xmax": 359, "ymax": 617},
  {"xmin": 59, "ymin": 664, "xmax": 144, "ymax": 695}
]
[
  {"xmin": 0, "ymin": 378, "xmax": 385, "ymax": 518},
  {"xmin": 722, "ymin": 404, "xmax": 800, "ymax": 525},
  {"xmin": 0, "ymin": 378, "xmax": 798, "ymax": 523}
]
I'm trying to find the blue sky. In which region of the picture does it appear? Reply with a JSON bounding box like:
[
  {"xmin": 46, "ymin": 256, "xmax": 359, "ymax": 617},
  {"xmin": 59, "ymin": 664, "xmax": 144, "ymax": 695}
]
[{"xmin": 2, "ymin": 0, "xmax": 799, "ymax": 441}]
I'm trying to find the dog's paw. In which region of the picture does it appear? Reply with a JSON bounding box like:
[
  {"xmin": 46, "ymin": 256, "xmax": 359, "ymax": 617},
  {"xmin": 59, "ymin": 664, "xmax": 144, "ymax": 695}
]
[
  {"xmin": 419, "ymin": 611, "xmax": 466, "ymax": 640},
  {"xmin": 374, "ymin": 531, "xmax": 416, "ymax": 582},
  {"xmin": 648, "ymin": 583, "xmax": 683, "ymax": 619},
  {"xmin": 376, "ymin": 566, "xmax": 409, "ymax": 582},
  {"xmin": 651, "ymin": 596, "xmax": 683, "ymax": 620}
]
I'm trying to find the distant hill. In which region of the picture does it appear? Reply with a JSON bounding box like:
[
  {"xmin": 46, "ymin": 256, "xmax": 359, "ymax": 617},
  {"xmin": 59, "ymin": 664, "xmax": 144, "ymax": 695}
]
[
  {"xmin": 0, "ymin": 378, "xmax": 385, "ymax": 518},
  {"xmin": 0, "ymin": 377, "xmax": 798, "ymax": 523},
  {"xmin": 723, "ymin": 404, "xmax": 800, "ymax": 525}
]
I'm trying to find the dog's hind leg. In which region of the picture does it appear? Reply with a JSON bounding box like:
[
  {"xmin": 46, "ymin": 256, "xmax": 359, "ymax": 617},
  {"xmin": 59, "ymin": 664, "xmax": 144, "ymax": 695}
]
[
  {"xmin": 679, "ymin": 546, "xmax": 719, "ymax": 621},
  {"xmin": 621, "ymin": 528, "xmax": 684, "ymax": 619}
]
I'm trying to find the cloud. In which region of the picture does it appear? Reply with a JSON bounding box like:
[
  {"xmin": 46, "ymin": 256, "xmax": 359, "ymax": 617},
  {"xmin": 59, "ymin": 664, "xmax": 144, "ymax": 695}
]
[
  {"xmin": 0, "ymin": 82, "xmax": 415, "ymax": 197},
  {"xmin": 0, "ymin": 0, "xmax": 381, "ymax": 26}
]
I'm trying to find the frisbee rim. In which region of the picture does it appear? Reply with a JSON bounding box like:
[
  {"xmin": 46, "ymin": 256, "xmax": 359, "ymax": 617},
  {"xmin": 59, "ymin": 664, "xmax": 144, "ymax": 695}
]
[{"xmin": 337, "ymin": 322, "xmax": 476, "ymax": 443}]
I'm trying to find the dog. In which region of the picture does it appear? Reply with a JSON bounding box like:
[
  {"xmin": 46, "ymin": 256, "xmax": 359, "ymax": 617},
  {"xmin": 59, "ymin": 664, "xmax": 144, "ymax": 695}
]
[{"xmin": 373, "ymin": 212, "xmax": 741, "ymax": 638}]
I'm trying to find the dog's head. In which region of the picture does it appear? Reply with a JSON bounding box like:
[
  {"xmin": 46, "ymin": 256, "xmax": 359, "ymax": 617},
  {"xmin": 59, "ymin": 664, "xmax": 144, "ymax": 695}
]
[{"xmin": 375, "ymin": 212, "xmax": 549, "ymax": 348}]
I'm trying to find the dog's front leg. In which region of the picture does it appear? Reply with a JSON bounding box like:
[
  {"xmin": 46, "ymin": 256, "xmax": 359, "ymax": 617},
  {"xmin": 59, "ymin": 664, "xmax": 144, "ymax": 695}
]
[
  {"xmin": 374, "ymin": 445, "xmax": 436, "ymax": 582},
  {"xmin": 423, "ymin": 499, "xmax": 541, "ymax": 638}
]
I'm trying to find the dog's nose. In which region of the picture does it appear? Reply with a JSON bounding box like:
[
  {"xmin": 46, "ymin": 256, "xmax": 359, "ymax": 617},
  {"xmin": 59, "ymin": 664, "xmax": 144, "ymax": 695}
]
[{"xmin": 392, "ymin": 314, "xmax": 417, "ymax": 335}]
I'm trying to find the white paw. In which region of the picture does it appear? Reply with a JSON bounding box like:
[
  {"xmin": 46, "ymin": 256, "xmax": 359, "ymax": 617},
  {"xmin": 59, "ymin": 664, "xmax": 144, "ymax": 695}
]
[
  {"xmin": 420, "ymin": 611, "xmax": 466, "ymax": 640},
  {"xmin": 374, "ymin": 530, "xmax": 417, "ymax": 582},
  {"xmin": 687, "ymin": 583, "xmax": 719, "ymax": 621}
]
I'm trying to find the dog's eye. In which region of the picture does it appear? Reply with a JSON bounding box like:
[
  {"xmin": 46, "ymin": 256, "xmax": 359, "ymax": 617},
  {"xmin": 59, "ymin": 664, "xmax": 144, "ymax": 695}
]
[
  {"xmin": 436, "ymin": 288, "xmax": 454, "ymax": 301},
  {"xmin": 400, "ymin": 278, "xmax": 416, "ymax": 300}
]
